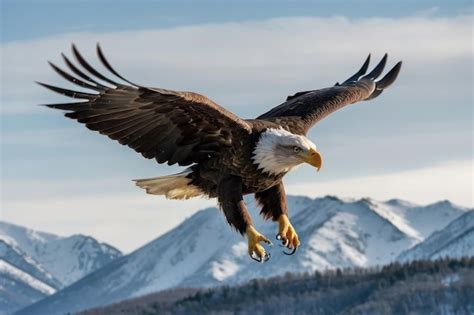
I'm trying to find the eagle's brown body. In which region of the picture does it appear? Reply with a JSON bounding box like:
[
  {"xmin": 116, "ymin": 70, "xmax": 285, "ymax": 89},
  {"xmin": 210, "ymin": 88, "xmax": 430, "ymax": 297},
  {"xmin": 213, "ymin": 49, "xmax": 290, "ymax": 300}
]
[
  {"xmin": 39, "ymin": 44, "xmax": 401, "ymax": 262},
  {"xmin": 189, "ymin": 121, "xmax": 284, "ymax": 195}
]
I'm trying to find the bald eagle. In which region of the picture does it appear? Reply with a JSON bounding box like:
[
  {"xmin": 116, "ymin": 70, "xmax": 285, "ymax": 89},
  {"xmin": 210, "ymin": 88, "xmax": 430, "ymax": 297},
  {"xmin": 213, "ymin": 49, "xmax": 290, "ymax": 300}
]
[{"xmin": 38, "ymin": 44, "xmax": 401, "ymax": 262}]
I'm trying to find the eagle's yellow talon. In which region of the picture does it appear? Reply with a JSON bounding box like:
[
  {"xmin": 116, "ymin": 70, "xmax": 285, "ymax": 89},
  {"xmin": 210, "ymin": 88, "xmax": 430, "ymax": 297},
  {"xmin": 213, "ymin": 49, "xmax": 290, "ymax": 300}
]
[
  {"xmin": 246, "ymin": 225, "xmax": 271, "ymax": 262},
  {"xmin": 278, "ymin": 215, "xmax": 300, "ymax": 251}
]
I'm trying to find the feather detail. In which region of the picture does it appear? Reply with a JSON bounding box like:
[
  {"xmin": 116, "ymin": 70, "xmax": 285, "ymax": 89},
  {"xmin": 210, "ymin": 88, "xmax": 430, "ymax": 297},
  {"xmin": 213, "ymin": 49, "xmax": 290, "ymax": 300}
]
[{"xmin": 252, "ymin": 128, "xmax": 315, "ymax": 175}]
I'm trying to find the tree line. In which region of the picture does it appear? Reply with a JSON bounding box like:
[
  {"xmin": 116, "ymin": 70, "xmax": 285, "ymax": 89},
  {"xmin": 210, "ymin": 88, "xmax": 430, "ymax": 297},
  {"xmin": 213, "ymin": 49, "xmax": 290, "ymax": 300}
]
[{"xmin": 81, "ymin": 257, "xmax": 474, "ymax": 315}]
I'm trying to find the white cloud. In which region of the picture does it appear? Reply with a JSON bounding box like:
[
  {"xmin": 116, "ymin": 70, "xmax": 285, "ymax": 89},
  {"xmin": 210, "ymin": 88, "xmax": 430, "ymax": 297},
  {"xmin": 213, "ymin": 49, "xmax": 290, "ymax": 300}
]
[
  {"xmin": 286, "ymin": 159, "xmax": 473, "ymax": 208},
  {"xmin": 1, "ymin": 180, "xmax": 214, "ymax": 252}
]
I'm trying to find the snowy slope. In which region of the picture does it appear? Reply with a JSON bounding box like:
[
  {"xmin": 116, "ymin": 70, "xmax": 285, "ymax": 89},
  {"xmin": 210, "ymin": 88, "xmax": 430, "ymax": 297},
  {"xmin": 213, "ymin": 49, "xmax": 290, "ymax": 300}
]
[
  {"xmin": 28, "ymin": 234, "xmax": 122, "ymax": 286},
  {"xmin": 0, "ymin": 260, "xmax": 56, "ymax": 296},
  {"xmin": 0, "ymin": 241, "xmax": 60, "ymax": 290},
  {"xmin": 16, "ymin": 196, "xmax": 470, "ymax": 315},
  {"xmin": 398, "ymin": 210, "xmax": 474, "ymax": 261},
  {"xmin": 385, "ymin": 199, "xmax": 468, "ymax": 239},
  {"xmin": 0, "ymin": 260, "xmax": 53, "ymax": 315},
  {"xmin": 0, "ymin": 221, "xmax": 122, "ymax": 287}
]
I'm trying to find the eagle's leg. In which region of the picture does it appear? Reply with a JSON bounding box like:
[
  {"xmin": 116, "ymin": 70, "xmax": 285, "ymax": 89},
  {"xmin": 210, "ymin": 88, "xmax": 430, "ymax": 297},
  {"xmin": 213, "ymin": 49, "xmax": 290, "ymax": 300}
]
[
  {"xmin": 218, "ymin": 175, "xmax": 272, "ymax": 262},
  {"xmin": 277, "ymin": 214, "xmax": 300, "ymax": 255},
  {"xmin": 255, "ymin": 182, "xmax": 300, "ymax": 254}
]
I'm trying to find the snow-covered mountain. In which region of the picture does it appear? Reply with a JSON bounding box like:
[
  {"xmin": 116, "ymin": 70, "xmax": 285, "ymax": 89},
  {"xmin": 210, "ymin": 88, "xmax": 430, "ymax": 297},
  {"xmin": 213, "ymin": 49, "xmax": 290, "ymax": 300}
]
[
  {"xmin": 0, "ymin": 259, "xmax": 55, "ymax": 315},
  {"xmin": 16, "ymin": 196, "xmax": 471, "ymax": 315},
  {"xmin": 0, "ymin": 222, "xmax": 122, "ymax": 287},
  {"xmin": 385, "ymin": 199, "xmax": 468, "ymax": 239},
  {"xmin": 398, "ymin": 210, "xmax": 474, "ymax": 262},
  {"xmin": 0, "ymin": 221, "xmax": 122, "ymax": 314},
  {"xmin": 0, "ymin": 241, "xmax": 60, "ymax": 290}
]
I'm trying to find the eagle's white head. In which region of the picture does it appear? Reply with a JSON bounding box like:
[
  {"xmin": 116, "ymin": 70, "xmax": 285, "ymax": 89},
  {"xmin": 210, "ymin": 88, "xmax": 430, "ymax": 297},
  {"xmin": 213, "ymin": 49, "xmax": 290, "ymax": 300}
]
[{"xmin": 252, "ymin": 128, "xmax": 323, "ymax": 175}]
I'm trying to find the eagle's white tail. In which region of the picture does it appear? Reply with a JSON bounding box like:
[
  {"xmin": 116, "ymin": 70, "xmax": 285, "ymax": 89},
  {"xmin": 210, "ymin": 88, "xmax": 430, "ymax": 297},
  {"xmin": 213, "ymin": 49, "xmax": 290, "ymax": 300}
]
[{"xmin": 133, "ymin": 169, "xmax": 203, "ymax": 200}]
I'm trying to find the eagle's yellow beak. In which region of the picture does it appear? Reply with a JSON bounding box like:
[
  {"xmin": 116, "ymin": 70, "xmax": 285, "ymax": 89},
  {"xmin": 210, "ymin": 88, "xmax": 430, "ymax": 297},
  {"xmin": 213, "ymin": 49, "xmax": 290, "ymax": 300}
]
[{"xmin": 303, "ymin": 148, "xmax": 323, "ymax": 171}]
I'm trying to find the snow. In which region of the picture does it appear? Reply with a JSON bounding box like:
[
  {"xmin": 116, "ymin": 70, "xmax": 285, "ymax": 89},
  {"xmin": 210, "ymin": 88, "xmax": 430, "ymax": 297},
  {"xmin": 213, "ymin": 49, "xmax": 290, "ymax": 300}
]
[
  {"xmin": 398, "ymin": 210, "xmax": 474, "ymax": 261},
  {"xmin": 0, "ymin": 221, "xmax": 59, "ymax": 253},
  {"xmin": 131, "ymin": 208, "xmax": 238, "ymax": 296},
  {"xmin": 0, "ymin": 240, "xmax": 60, "ymax": 289},
  {"xmin": 33, "ymin": 234, "xmax": 121, "ymax": 285},
  {"xmin": 231, "ymin": 242, "xmax": 248, "ymax": 258},
  {"xmin": 211, "ymin": 259, "xmax": 240, "ymax": 281},
  {"xmin": 442, "ymin": 274, "xmax": 460, "ymax": 286},
  {"xmin": 385, "ymin": 200, "xmax": 468, "ymax": 239},
  {"xmin": 367, "ymin": 199, "xmax": 422, "ymax": 240},
  {"xmin": 0, "ymin": 221, "xmax": 122, "ymax": 288},
  {"xmin": 0, "ymin": 260, "xmax": 56, "ymax": 295},
  {"xmin": 295, "ymin": 198, "xmax": 419, "ymax": 269},
  {"xmin": 0, "ymin": 220, "xmax": 124, "ymax": 315}
]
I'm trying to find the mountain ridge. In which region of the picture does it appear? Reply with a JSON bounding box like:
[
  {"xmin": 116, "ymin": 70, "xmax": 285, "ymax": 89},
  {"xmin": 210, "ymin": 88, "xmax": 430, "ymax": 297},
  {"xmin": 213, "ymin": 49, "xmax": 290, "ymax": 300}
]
[
  {"xmin": 0, "ymin": 221, "xmax": 122, "ymax": 287},
  {"xmin": 16, "ymin": 195, "xmax": 472, "ymax": 315},
  {"xmin": 398, "ymin": 210, "xmax": 474, "ymax": 261},
  {"xmin": 0, "ymin": 240, "xmax": 60, "ymax": 290},
  {"xmin": 0, "ymin": 221, "xmax": 123, "ymax": 314}
]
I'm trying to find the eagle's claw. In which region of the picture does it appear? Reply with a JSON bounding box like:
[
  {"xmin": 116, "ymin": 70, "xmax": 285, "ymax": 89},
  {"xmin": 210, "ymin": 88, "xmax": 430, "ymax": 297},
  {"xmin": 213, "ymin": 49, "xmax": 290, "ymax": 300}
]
[
  {"xmin": 246, "ymin": 226, "xmax": 272, "ymax": 263},
  {"xmin": 277, "ymin": 215, "xmax": 300, "ymax": 255},
  {"xmin": 251, "ymin": 251, "xmax": 271, "ymax": 263},
  {"xmin": 283, "ymin": 247, "xmax": 297, "ymax": 255},
  {"xmin": 276, "ymin": 234, "xmax": 289, "ymax": 247},
  {"xmin": 276, "ymin": 234, "xmax": 297, "ymax": 255}
]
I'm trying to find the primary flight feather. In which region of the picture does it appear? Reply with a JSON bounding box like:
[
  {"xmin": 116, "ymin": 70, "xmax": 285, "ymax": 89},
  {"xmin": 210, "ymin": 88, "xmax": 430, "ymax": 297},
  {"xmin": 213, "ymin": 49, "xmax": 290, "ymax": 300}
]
[{"xmin": 39, "ymin": 44, "xmax": 402, "ymax": 262}]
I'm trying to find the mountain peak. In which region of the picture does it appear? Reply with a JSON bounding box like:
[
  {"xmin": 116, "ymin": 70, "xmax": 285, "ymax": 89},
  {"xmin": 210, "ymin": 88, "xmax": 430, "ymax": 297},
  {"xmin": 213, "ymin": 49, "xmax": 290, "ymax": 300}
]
[
  {"xmin": 428, "ymin": 199, "xmax": 469, "ymax": 210},
  {"xmin": 321, "ymin": 195, "xmax": 344, "ymax": 203},
  {"xmin": 0, "ymin": 221, "xmax": 60, "ymax": 248},
  {"xmin": 359, "ymin": 197, "xmax": 376, "ymax": 205},
  {"xmin": 0, "ymin": 220, "xmax": 122, "ymax": 288},
  {"xmin": 65, "ymin": 234, "xmax": 122, "ymax": 256},
  {"xmin": 385, "ymin": 198, "xmax": 418, "ymax": 208}
]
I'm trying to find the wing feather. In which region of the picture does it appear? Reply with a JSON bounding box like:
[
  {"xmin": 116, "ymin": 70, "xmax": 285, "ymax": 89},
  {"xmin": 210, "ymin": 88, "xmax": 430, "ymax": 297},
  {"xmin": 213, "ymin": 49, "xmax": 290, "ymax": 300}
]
[
  {"xmin": 258, "ymin": 54, "xmax": 402, "ymax": 134},
  {"xmin": 40, "ymin": 44, "xmax": 251, "ymax": 166},
  {"xmin": 61, "ymin": 52, "xmax": 110, "ymax": 89}
]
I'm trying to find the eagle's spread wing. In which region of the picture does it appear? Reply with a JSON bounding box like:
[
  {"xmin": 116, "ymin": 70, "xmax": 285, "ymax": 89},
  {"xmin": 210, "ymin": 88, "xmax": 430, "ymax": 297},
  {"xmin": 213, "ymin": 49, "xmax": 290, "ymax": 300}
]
[
  {"xmin": 39, "ymin": 44, "xmax": 251, "ymax": 166},
  {"xmin": 257, "ymin": 54, "xmax": 402, "ymax": 135}
]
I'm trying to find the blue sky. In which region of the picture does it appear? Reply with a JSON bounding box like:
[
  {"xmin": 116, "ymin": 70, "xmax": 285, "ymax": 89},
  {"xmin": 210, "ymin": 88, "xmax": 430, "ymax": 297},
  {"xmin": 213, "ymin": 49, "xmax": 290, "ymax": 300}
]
[
  {"xmin": 2, "ymin": 0, "xmax": 471, "ymax": 42},
  {"xmin": 1, "ymin": 0, "xmax": 472, "ymax": 251}
]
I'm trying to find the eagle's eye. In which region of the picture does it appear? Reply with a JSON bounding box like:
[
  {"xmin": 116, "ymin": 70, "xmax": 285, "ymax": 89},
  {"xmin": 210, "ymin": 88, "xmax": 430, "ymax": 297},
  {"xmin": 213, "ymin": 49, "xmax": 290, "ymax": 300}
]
[{"xmin": 293, "ymin": 146, "xmax": 302, "ymax": 153}]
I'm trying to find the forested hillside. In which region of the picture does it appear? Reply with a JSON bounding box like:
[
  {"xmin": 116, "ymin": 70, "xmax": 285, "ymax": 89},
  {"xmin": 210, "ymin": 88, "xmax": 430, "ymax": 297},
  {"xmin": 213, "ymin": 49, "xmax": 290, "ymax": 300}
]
[{"xmin": 82, "ymin": 257, "xmax": 474, "ymax": 315}]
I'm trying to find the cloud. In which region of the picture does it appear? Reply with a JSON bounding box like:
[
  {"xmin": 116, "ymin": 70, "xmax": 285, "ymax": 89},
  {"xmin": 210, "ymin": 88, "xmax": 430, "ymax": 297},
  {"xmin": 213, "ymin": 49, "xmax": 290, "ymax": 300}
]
[
  {"xmin": 1, "ymin": 179, "xmax": 215, "ymax": 252},
  {"xmin": 286, "ymin": 159, "xmax": 473, "ymax": 208}
]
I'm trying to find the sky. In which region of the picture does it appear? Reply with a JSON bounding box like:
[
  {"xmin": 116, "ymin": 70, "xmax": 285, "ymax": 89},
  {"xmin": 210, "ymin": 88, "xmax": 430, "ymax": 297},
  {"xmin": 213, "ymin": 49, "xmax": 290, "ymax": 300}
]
[{"xmin": 1, "ymin": 0, "xmax": 472, "ymax": 252}]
